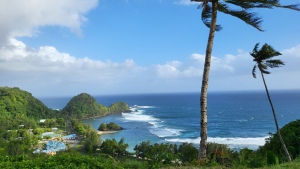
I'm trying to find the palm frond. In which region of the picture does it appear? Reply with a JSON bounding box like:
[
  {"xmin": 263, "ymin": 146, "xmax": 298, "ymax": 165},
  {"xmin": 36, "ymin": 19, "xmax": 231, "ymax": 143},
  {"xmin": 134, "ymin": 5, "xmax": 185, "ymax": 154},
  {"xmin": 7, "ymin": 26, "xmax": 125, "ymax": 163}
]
[
  {"xmin": 252, "ymin": 65, "xmax": 257, "ymax": 78},
  {"xmin": 274, "ymin": 3, "xmax": 300, "ymax": 11},
  {"xmin": 225, "ymin": 0, "xmax": 275, "ymax": 9},
  {"xmin": 258, "ymin": 62, "xmax": 270, "ymax": 74},
  {"xmin": 250, "ymin": 43, "xmax": 260, "ymax": 59},
  {"xmin": 258, "ymin": 43, "xmax": 282, "ymax": 60},
  {"xmin": 201, "ymin": 3, "xmax": 222, "ymax": 31},
  {"xmin": 217, "ymin": 2, "xmax": 263, "ymax": 31},
  {"xmin": 265, "ymin": 59, "xmax": 285, "ymax": 68},
  {"xmin": 228, "ymin": 0, "xmax": 300, "ymax": 11}
]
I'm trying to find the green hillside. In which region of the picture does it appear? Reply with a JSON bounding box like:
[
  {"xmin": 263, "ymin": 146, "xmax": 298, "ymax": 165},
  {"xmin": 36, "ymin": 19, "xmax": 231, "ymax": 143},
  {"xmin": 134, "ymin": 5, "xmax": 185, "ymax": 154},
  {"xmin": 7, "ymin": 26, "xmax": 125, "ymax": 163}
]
[
  {"xmin": 0, "ymin": 87, "xmax": 59, "ymax": 131},
  {"xmin": 61, "ymin": 93, "xmax": 129, "ymax": 119},
  {"xmin": 0, "ymin": 87, "xmax": 58, "ymax": 120}
]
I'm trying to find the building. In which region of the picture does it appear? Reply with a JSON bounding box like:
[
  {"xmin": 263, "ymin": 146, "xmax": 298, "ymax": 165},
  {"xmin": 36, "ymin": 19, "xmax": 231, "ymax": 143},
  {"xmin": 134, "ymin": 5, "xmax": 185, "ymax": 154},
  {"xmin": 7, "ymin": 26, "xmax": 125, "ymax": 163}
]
[
  {"xmin": 62, "ymin": 134, "xmax": 76, "ymax": 140},
  {"xmin": 40, "ymin": 119, "xmax": 46, "ymax": 123},
  {"xmin": 33, "ymin": 141, "xmax": 66, "ymax": 155},
  {"xmin": 52, "ymin": 127, "xmax": 58, "ymax": 131}
]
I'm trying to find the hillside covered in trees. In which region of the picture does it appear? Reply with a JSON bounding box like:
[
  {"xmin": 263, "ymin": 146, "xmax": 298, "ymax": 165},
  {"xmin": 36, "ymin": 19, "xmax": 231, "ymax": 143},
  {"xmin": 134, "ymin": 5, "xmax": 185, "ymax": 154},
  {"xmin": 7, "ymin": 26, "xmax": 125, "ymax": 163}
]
[
  {"xmin": 0, "ymin": 87, "xmax": 59, "ymax": 120},
  {"xmin": 62, "ymin": 93, "xmax": 129, "ymax": 119},
  {"xmin": 0, "ymin": 87, "xmax": 130, "ymax": 123}
]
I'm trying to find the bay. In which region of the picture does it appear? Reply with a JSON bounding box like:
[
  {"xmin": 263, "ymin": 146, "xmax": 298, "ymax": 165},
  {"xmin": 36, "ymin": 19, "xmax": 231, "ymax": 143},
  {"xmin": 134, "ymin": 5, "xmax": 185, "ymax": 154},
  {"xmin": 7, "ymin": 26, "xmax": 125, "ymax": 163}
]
[{"xmin": 39, "ymin": 90, "xmax": 300, "ymax": 152}]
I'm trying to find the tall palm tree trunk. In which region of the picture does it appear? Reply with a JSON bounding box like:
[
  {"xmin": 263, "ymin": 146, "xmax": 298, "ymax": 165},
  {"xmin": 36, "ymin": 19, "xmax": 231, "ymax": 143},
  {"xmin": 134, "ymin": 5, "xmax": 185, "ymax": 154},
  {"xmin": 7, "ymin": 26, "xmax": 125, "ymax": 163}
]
[
  {"xmin": 198, "ymin": 0, "xmax": 218, "ymax": 160},
  {"xmin": 260, "ymin": 72, "xmax": 291, "ymax": 162}
]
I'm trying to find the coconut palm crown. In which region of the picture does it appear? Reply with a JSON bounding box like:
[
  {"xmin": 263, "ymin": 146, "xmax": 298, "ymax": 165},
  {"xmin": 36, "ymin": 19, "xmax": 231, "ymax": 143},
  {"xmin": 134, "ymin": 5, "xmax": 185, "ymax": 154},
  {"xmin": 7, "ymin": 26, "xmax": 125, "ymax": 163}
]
[
  {"xmin": 191, "ymin": 0, "xmax": 300, "ymax": 32},
  {"xmin": 251, "ymin": 43, "xmax": 284, "ymax": 78}
]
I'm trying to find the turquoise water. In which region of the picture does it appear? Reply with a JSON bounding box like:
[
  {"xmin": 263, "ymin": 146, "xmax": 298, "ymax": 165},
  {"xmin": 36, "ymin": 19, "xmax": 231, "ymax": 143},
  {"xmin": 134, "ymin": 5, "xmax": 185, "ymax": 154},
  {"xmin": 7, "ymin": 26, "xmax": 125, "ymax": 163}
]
[{"xmin": 40, "ymin": 90, "xmax": 300, "ymax": 152}]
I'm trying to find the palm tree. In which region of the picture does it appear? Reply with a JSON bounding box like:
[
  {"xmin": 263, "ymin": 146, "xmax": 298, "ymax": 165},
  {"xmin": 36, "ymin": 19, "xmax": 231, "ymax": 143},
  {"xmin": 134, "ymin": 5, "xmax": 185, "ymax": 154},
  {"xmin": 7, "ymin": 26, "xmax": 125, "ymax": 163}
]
[
  {"xmin": 251, "ymin": 43, "xmax": 291, "ymax": 161},
  {"xmin": 190, "ymin": 0, "xmax": 300, "ymax": 160}
]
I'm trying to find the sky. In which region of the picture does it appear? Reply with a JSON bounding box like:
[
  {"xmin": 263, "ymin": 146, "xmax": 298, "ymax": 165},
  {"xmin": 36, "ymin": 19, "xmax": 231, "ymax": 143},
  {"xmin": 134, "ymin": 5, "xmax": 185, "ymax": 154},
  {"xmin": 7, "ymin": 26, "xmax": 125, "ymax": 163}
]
[{"xmin": 0, "ymin": 0, "xmax": 300, "ymax": 97}]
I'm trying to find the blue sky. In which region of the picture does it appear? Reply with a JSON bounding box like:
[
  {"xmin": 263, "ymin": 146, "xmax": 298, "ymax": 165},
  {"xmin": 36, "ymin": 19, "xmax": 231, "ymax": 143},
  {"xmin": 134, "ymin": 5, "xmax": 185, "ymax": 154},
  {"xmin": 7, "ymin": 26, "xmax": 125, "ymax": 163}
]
[{"xmin": 0, "ymin": 0, "xmax": 300, "ymax": 97}]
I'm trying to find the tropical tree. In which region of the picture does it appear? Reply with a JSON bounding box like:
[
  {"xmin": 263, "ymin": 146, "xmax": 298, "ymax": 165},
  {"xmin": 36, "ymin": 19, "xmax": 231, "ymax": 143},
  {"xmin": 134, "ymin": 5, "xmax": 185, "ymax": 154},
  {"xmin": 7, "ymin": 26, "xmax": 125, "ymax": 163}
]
[
  {"xmin": 190, "ymin": 0, "xmax": 300, "ymax": 160},
  {"xmin": 250, "ymin": 43, "xmax": 291, "ymax": 161}
]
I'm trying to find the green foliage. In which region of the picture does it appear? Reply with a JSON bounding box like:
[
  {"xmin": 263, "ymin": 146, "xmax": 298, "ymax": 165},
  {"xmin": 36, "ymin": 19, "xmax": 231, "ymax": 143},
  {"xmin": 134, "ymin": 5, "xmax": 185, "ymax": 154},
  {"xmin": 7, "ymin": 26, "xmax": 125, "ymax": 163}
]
[
  {"xmin": 62, "ymin": 93, "xmax": 129, "ymax": 119},
  {"xmin": 266, "ymin": 150, "xmax": 279, "ymax": 166},
  {"xmin": 98, "ymin": 122, "xmax": 122, "ymax": 131},
  {"xmin": 84, "ymin": 125, "xmax": 99, "ymax": 152},
  {"xmin": 0, "ymin": 151, "xmax": 150, "ymax": 168},
  {"xmin": 134, "ymin": 141, "xmax": 196, "ymax": 167},
  {"xmin": 100, "ymin": 138, "xmax": 129, "ymax": 158},
  {"xmin": 100, "ymin": 139, "xmax": 118, "ymax": 156},
  {"xmin": 258, "ymin": 119, "xmax": 300, "ymax": 161},
  {"xmin": 251, "ymin": 43, "xmax": 284, "ymax": 77},
  {"xmin": 71, "ymin": 119, "xmax": 89, "ymax": 136},
  {"xmin": 98, "ymin": 123, "xmax": 107, "ymax": 130},
  {"xmin": 178, "ymin": 142, "xmax": 199, "ymax": 163},
  {"xmin": 0, "ymin": 87, "xmax": 58, "ymax": 120}
]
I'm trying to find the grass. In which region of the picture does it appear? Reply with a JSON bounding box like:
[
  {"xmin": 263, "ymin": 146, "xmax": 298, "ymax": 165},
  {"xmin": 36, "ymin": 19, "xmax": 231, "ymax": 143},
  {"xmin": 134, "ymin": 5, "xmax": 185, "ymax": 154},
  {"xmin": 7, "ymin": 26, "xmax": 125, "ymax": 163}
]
[
  {"xmin": 75, "ymin": 138, "xmax": 86, "ymax": 149},
  {"xmin": 160, "ymin": 159, "xmax": 300, "ymax": 169}
]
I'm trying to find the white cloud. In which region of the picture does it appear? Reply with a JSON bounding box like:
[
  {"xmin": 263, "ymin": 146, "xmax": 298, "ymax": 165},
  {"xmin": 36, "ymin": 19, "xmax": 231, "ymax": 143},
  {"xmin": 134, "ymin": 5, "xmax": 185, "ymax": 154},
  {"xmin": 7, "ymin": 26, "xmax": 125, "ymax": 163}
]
[
  {"xmin": 282, "ymin": 44, "xmax": 300, "ymax": 58},
  {"xmin": 0, "ymin": 0, "xmax": 98, "ymax": 45},
  {"xmin": 1, "ymin": 39, "xmax": 300, "ymax": 96}
]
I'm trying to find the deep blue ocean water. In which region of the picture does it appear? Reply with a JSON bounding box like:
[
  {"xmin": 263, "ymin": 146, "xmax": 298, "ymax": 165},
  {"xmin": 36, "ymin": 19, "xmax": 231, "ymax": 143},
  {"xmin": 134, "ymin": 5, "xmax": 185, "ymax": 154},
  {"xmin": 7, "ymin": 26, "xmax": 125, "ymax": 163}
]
[{"xmin": 39, "ymin": 90, "xmax": 300, "ymax": 152}]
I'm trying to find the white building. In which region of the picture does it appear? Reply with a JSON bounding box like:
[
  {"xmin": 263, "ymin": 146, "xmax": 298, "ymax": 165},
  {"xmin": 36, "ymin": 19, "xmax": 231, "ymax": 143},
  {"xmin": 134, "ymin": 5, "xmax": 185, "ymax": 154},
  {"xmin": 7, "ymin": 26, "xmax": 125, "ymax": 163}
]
[{"xmin": 40, "ymin": 119, "xmax": 46, "ymax": 123}]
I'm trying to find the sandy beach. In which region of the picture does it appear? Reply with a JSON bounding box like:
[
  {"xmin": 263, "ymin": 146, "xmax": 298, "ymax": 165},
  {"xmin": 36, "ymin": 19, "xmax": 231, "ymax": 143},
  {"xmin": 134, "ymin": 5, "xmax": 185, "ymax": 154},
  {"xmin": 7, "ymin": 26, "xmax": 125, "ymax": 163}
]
[{"xmin": 97, "ymin": 130, "xmax": 119, "ymax": 135}]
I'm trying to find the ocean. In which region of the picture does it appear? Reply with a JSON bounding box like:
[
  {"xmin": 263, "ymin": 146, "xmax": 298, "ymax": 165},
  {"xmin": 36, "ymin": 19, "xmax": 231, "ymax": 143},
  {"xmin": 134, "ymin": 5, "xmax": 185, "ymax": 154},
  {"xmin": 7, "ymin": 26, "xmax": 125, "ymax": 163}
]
[{"xmin": 39, "ymin": 90, "xmax": 300, "ymax": 152}]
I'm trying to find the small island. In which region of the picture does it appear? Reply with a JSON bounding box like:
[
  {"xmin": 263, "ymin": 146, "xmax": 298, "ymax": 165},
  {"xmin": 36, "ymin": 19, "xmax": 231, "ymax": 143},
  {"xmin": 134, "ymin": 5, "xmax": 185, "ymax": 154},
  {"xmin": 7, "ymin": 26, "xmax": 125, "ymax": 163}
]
[{"xmin": 98, "ymin": 122, "xmax": 123, "ymax": 131}]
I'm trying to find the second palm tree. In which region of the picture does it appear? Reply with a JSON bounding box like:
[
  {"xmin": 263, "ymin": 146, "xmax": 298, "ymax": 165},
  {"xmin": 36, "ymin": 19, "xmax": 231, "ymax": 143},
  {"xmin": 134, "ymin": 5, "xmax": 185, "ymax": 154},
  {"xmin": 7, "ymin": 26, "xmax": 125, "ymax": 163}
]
[{"xmin": 251, "ymin": 43, "xmax": 291, "ymax": 162}]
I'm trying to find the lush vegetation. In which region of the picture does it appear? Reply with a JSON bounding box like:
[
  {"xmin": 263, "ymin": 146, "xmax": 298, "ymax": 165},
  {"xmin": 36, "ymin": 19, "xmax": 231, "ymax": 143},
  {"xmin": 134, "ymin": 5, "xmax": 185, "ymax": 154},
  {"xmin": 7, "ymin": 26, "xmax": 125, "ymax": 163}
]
[
  {"xmin": 0, "ymin": 87, "xmax": 59, "ymax": 120},
  {"xmin": 257, "ymin": 119, "xmax": 300, "ymax": 161},
  {"xmin": 100, "ymin": 138, "xmax": 129, "ymax": 158},
  {"xmin": 98, "ymin": 122, "xmax": 123, "ymax": 131},
  {"xmin": 0, "ymin": 87, "xmax": 59, "ymax": 134},
  {"xmin": 62, "ymin": 93, "xmax": 129, "ymax": 119},
  {"xmin": 0, "ymin": 151, "xmax": 150, "ymax": 168},
  {"xmin": 2, "ymin": 120, "xmax": 300, "ymax": 168}
]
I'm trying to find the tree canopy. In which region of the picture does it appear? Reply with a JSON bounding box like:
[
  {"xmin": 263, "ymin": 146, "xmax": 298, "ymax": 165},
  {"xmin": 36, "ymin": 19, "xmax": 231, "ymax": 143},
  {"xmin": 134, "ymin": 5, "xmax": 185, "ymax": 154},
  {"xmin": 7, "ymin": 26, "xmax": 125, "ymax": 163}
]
[{"xmin": 62, "ymin": 93, "xmax": 129, "ymax": 119}]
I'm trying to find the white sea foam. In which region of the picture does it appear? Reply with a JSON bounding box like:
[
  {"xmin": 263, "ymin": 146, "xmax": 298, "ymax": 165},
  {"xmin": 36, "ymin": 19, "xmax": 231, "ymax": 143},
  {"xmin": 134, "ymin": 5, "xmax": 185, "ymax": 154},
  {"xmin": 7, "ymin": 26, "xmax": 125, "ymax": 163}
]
[
  {"xmin": 129, "ymin": 105, "xmax": 156, "ymax": 109},
  {"xmin": 122, "ymin": 112, "xmax": 158, "ymax": 122},
  {"xmin": 122, "ymin": 109, "xmax": 182, "ymax": 138},
  {"xmin": 165, "ymin": 136, "xmax": 269, "ymax": 146},
  {"xmin": 150, "ymin": 128, "xmax": 183, "ymax": 138},
  {"xmin": 139, "ymin": 106, "xmax": 155, "ymax": 108}
]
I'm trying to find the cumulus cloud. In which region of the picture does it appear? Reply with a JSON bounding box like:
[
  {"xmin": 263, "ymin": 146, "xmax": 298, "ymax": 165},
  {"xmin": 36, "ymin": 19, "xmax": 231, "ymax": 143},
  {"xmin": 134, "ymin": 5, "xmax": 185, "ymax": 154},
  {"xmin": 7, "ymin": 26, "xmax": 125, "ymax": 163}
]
[
  {"xmin": 1, "ymin": 38, "xmax": 300, "ymax": 96},
  {"xmin": 0, "ymin": 0, "xmax": 98, "ymax": 45},
  {"xmin": 155, "ymin": 53, "xmax": 238, "ymax": 79},
  {"xmin": 0, "ymin": 38, "xmax": 144, "ymax": 96},
  {"xmin": 0, "ymin": 38, "xmax": 138, "ymax": 77}
]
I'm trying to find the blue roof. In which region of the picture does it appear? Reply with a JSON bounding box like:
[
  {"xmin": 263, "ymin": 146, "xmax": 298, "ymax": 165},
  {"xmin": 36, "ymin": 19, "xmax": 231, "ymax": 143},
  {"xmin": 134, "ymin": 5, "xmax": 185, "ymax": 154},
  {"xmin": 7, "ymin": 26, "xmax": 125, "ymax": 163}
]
[
  {"xmin": 62, "ymin": 134, "xmax": 76, "ymax": 139},
  {"xmin": 34, "ymin": 141, "xmax": 66, "ymax": 154}
]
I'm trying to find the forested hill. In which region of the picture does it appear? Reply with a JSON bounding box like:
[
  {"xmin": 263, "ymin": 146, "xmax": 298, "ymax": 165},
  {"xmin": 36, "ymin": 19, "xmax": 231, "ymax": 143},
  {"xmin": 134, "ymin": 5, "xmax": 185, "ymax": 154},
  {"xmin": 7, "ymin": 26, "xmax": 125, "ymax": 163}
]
[
  {"xmin": 61, "ymin": 93, "xmax": 129, "ymax": 119},
  {"xmin": 0, "ymin": 87, "xmax": 58, "ymax": 120}
]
